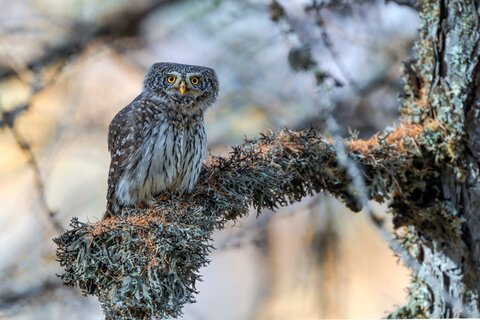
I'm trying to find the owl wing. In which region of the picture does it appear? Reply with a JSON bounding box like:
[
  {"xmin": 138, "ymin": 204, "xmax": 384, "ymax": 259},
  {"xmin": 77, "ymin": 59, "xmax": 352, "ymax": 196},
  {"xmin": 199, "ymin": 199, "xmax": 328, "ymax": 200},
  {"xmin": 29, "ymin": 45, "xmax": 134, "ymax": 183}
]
[
  {"xmin": 106, "ymin": 95, "xmax": 146, "ymax": 215},
  {"xmin": 107, "ymin": 93, "xmax": 145, "ymax": 154}
]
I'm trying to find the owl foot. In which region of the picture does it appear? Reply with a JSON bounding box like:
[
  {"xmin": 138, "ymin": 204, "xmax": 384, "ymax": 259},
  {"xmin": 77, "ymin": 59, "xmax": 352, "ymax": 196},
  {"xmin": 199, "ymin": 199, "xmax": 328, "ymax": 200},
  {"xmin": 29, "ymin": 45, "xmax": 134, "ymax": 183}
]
[{"xmin": 157, "ymin": 194, "xmax": 170, "ymax": 202}]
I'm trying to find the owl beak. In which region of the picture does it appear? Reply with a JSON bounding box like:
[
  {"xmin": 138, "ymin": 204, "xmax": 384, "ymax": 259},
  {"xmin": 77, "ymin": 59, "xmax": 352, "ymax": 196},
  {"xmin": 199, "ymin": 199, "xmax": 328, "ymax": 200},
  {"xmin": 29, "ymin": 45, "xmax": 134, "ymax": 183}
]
[{"xmin": 179, "ymin": 81, "xmax": 187, "ymax": 95}]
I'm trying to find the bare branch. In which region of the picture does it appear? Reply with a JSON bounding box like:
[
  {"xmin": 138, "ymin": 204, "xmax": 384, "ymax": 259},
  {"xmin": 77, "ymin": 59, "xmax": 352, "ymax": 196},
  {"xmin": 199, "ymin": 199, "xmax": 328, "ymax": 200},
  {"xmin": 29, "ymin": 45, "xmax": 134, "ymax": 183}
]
[
  {"xmin": 0, "ymin": 0, "xmax": 176, "ymax": 83},
  {"xmin": 0, "ymin": 279, "xmax": 64, "ymax": 311},
  {"xmin": 7, "ymin": 125, "xmax": 63, "ymax": 233},
  {"xmin": 269, "ymin": 0, "xmax": 344, "ymax": 87},
  {"xmin": 0, "ymin": 67, "xmax": 65, "ymax": 232},
  {"xmin": 385, "ymin": 0, "xmax": 419, "ymax": 10}
]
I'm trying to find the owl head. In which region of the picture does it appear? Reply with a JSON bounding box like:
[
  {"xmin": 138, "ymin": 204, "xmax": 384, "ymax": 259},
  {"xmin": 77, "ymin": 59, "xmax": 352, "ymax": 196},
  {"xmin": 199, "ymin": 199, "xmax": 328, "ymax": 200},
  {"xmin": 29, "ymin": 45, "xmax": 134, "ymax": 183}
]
[{"xmin": 143, "ymin": 62, "xmax": 218, "ymax": 111}]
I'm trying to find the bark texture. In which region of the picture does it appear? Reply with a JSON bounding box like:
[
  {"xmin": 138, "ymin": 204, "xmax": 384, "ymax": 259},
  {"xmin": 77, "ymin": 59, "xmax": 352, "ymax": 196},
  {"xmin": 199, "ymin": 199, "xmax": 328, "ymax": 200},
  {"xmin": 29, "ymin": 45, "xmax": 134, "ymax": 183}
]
[{"xmin": 389, "ymin": 1, "xmax": 480, "ymax": 317}]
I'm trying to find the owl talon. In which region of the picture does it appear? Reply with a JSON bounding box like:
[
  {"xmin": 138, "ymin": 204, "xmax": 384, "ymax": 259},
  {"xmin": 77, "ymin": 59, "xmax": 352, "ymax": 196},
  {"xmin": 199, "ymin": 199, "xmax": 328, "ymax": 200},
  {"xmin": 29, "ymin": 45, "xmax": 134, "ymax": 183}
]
[{"xmin": 157, "ymin": 194, "xmax": 169, "ymax": 201}]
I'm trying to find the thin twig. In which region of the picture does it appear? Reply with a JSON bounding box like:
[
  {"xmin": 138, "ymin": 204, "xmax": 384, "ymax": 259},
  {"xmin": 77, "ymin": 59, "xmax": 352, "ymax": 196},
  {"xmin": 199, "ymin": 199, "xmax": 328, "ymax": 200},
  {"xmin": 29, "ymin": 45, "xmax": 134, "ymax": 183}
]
[
  {"xmin": 0, "ymin": 68, "xmax": 66, "ymax": 233},
  {"xmin": 0, "ymin": 279, "xmax": 64, "ymax": 310},
  {"xmin": 0, "ymin": 0, "xmax": 176, "ymax": 82},
  {"xmin": 307, "ymin": 5, "xmax": 361, "ymax": 94},
  {"xmin": 7, "ymin": 124, "xmax": 64, "ymax": 233},
  {"xmin": 385, "ymin": 0, "xmax": 420, "ymax": 10},
  {"xmin": 269, "ymin": 0, "xmax": 344, "ymax": 87}
]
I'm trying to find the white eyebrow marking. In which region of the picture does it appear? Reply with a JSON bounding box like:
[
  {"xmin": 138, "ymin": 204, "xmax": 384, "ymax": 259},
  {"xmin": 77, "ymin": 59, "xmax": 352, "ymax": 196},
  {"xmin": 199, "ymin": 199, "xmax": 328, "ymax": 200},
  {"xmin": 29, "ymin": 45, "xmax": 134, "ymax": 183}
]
[{"xmin": 167, "ymin": 71, "xmax": 182, "ymax": 76}]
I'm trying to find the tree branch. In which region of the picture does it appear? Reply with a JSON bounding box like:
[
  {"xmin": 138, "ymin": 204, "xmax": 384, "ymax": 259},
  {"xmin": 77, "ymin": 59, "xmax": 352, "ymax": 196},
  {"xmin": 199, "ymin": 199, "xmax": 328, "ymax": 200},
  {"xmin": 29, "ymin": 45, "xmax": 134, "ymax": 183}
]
[
  {"xmin": 8, "ymin": 125, "xmax": 64, "ymax": 233},
  {"xmin": 385, "ymin": 0, "xmax": 420, "ymax": 10},
  {"xmin": 0, "ymin": 69, "xmax": 65, "ymax": 232},
  {"xmin": 0, "ymin": 0, "xmax": 175, "ymax": 82},
  {"xmin": 54, "ymin": 126, "xmax": 423, "ymax": 319},
  {"xmin": 0, "ymin": 279, "xmax": 64, "ymax": 311}
]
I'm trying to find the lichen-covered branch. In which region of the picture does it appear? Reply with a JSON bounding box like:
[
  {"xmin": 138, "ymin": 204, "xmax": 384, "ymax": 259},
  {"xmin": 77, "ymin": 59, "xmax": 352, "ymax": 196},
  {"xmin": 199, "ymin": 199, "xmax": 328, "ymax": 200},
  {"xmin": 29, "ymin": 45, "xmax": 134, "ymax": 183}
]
[{"xmin": 54, "ymin": 126, "xmax": 425, "ymax": 319}]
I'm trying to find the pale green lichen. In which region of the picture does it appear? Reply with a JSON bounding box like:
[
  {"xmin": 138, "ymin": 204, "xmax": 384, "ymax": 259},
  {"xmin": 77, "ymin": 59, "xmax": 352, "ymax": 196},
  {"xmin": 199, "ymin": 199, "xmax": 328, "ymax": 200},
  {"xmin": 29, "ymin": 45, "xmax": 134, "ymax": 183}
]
[{"xmin": 388, "ymin": 276, "xmax": 432, "ymax": 319}]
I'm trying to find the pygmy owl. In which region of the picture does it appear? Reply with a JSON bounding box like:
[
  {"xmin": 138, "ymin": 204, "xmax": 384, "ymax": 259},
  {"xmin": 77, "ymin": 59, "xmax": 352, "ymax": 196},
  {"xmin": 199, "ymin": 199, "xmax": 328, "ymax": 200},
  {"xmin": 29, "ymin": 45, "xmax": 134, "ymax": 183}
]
[{"xmin": 104, "ymin": 62, "xmax": 218, "ymax": 218}]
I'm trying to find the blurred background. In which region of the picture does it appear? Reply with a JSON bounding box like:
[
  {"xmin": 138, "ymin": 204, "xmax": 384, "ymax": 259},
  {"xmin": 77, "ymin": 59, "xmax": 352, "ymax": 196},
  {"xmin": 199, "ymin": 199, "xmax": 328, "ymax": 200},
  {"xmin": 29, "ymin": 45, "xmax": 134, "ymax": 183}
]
[{"xmin": 0, "ymin": 0, "xmax": 419, "ymax": 319}]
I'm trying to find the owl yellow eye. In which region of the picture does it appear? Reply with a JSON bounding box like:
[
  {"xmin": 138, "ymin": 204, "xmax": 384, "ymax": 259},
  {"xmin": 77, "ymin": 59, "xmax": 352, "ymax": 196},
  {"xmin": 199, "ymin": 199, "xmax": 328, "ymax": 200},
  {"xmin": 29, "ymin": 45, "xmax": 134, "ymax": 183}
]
[
  {"xmin": 167, "ymin": 76, "xmax": 176, "ymax": 83},
  {"xmin": 190, "ymin": 77, "xmax": 199, "ymax": 85}
]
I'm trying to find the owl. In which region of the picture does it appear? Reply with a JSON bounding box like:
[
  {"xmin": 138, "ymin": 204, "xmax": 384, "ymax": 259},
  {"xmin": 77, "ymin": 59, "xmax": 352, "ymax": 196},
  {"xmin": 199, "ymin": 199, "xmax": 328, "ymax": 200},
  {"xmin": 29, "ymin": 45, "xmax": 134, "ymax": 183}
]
[{"xmin": 104, "ymin": 62, "xmax": 218, "ymax": 218}]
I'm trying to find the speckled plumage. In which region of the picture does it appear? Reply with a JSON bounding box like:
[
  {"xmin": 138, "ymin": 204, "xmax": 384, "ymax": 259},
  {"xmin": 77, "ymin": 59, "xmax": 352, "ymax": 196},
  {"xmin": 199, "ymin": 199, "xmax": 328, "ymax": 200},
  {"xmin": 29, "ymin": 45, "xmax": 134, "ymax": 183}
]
[{"xmin": 104, "ymin": 62, "xmax": 218, "ymax": 218}]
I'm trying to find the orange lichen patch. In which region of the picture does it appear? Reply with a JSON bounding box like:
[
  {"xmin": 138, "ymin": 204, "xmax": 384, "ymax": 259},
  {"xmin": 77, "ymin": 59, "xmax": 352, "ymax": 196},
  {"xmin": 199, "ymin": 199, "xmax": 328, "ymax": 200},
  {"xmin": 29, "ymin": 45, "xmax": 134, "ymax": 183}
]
[
  {"xmin": 89, "ymin": 211, "xmax": 168, "ymax": 237},
  {"xmin": 348, "ymin": 124, "xmax": 424, "ymax": 154},
  {"xmin": 400, "ymin": 84, "xmax": 433, "ymax": 118},
  {"xmin": 277, "ymin": 130, "xmax": 302, "ymax": 141},
  {"xmin": 276, "ymin": 130, "xmax": 304, "ymax": 153},
  {"xmin": 414, "ymin": 86, "xmax": 431, "ymax": 110},
  {"xmin": 384, "ymin": 124, "xmax": 423, "ymax": 146},
  {"xmin": 204, "ymin": 157, "xmax": 220, "ymax": 167},
  {"xmin": 423, "ymin": 116, "xmax": 446, "ymax": 132},
  {"xmin": 254, "ymin": 144, "xmax": 272, "ymax": 156},
  {"xmin": 347, "ymin": 135, "xmax": 379, "ymax": 154},
  {"xmin": 251, "ymin": 130, "xmax": 305, "ymax": 156},
  {"xmin": 280, "ymin": 140, "xmax": 303, "ymax": 154},
  {"xmin": 145, "ymin": 236, "xmax": 158, "ymax": 268}
]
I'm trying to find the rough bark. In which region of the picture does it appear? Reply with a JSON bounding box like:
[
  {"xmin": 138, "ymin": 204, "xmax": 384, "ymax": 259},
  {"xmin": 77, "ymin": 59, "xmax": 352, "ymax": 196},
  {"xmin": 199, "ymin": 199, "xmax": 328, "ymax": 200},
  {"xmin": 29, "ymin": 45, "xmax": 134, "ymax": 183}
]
[{"xmin": 388, "ymin": 1, "xmax": 480, "ymax": 317}]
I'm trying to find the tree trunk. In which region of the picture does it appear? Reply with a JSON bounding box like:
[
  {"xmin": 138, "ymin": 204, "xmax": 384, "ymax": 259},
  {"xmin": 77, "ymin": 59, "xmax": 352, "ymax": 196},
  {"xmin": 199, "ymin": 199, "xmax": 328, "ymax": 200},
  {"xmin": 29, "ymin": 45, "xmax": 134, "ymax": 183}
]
[{"xmin": 391, "ymin": 0, "xmax": 480, "ymax": 317}]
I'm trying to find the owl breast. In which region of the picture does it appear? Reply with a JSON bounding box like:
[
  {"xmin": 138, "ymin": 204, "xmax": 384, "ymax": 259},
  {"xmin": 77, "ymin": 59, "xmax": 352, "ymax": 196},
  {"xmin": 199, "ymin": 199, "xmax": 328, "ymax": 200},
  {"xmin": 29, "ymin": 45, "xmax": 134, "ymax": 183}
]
[{"xmin": 115, "ymin": 116, "xmax": 206, "ymax": 207}]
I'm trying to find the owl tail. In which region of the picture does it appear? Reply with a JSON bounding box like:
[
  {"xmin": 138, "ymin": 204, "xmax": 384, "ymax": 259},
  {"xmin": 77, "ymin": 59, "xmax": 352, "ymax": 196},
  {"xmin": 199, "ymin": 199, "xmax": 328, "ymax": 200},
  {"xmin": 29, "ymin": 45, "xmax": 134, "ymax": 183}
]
[{"xmin": 103, "ymin": 198, "xmax": 120, "ymax": 220}]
